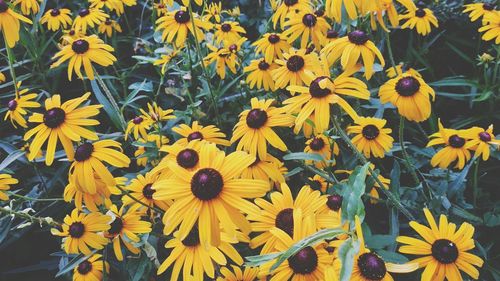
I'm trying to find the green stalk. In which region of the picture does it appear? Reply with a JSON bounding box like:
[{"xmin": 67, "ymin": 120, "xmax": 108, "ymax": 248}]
[
  {"xmin": 384, "ymin": 31, "xmax": 397, "ymax": 69},
  {"xmin": 472, "ymin": 159, "xmax": 479, "ymax": 207},
  {"xmin": 9, "ymin": 192, "xmax": 65, "ymax": 202},
  {"xmin": 0, "ymin": 206, "xmax": 60, "ymax": 227},
  {"xmin": 94, "ymin": 71, "xmax": 127, "ymax": 129},
  {"xmin": 3, "ymin": 33, "xmax": 20, "ymax": 98},
  {"xmin": 115, "ymin": 185, "xmax": 165, "ymax": 215},
  {"xmin": 399, "ymin": 116, "xmax": 421, "ymax": 186}
]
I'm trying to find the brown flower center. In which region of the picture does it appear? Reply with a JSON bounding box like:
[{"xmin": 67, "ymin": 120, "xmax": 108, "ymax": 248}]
[
  {"xmin": 286, "ymin": 55, "xmax": 305, "ymax": 72},
  {"xmin": 246, "ymin": 109, "xmax": 268, "ymax": 129},
  {"xmin": 176, "ymin": 149, "xmax": 199, "ymax": 169},
  {"xmin": 358, "ymin": 253, "xmax": 387, "ymax": 280},
  {"xmin": 448, "ymin": 135, "xmax": 465, "ymax": 148},
  {"xmin": 69, "ymin": 222, "xmax": 85, "ymax": 238},
  {"xmin": 395, "ymin": 77, "xmax": 420, "ymax": 97},
  {"xmin": 275, "ymin": 208, "xmax": 294, "ymax": 237},
  {"xmin": 72, "ymin": 39, "xmax": 90, "ymax": 54},
  {"xmin": 362, "ymin": 125, "xmax": 380, "ymax": 140},
  {"xmin": 431, "ymin": 239, "xmax": 459, "ymax": 264},
  {"xmin": 288, "ymin": 247, "xmax": 318, "ymax": 274},
  {"xmin": 191, "ymin": 168, "xmax": 223, "ymax": 201},
  {"xmin": 43, "ymin": 108, "xmax": 66, "ymax": 128},
  {"xmin": 174, "ymin": 10, "xmax": 190, "ymax": 24},
  {"xmin": 74, "ymin": 142, "xmax": 94, "ymax": 162},
  {"xmin": 348, "ymin": 30, "xmax": 369, "ymax": 45}
]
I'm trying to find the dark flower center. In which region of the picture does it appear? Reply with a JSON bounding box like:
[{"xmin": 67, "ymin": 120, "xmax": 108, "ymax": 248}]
[
  {"xmin": 108, "ymin": 217, "xmax": 123, "ymax": 235},
  {"xmin": 268, "ymin": 34, "xmax": 280, "ymax": 44},
  {"xmin": 228, "ymin": 44, "xmax": 237, "ymax": 52},
  {"xmin": 0, "ymin": 0, "xmax": 8, "ymax": 13},
  {"xmin": 449, "ymin": 135, "xmax": 465, "ymax": 148},
  {"xmin": 302, "ymin": 14, "xmax": 317, "ymax": 27},
  {"xmin": 191, "ymin": 168, "xmax": 223, "ymax": 201},
  {"xmin": 72, "ymin": 39, "xmax": 90, "ymax": 54},
  {"xmin": 326, "ymin": 194, "xmax": 343, "ymax": 211},
  {"xmin": 305, "ymin": 44, "xmax": 315, "ymax": 54},
  {"xmin": 69, "ymin": 222, "xmax": 85, "ymax": 238},
  {"xmin": 74, "ymin": 142, "xmax": 94, "ymax": 162},
  {"xmin": 314, "ymin": 9, "xmax": 325, "ymax": 17},
  {"xmin": 132, "ymin": 116, "xmax": 143, "ymax": 124},
  {"xmin": 77, "ymin": 261, "xmax": 92, "ymax": 275},
  {"xmin": 78, "ymin": 9, "xmax": 90, "ymax": 17},
  {"xmin": 221, "ymin": 23, "xmax": 232, "ymax": 32},
  {"xmin": 284, "ymin": 0, "xmax": 298, "ymax": 6},
  {"xmin": 432, "ymin": 239, "xmax": 459, "ymax": 264},
  {"xmin": 105, "ymin": 19, "xmax": 112, "ymax": 25},
  {"xmin": 358, "ymin": 253, "xmax": 387, "ymax": 280},
  {"xmin": 479, "ymin": 132, "xmax": 491, "ymax": 142},
  {"xmin": 7, "ymin": 100, "xmax": 17, "ymax": 111},
  {"xmin": 43, "ymin": 108, "xmax": 66, "ymax": 128},
  {"xmin": 174, "ymin": 10, "xmax": 190, "ymax": 24},
  {"xmin": 176, "ymin": 149, "xmax": 199, "ymax": 169},
  {"xmin": 288, "ymin": 247, "xmax": 318, "ymax": 274},
  {"xmin": 415, "ymin": 8, "xmax": 426, "ymax": 17},
  {"xmin": 286, "ymin": 55, "xmax": 305, "ymax": 72},
  {"xmin": 182, "ymin": 227, "xmax": 200, "ymax": 247},
  {"xmin": 187, "ymin": 131, "xmax": 203, "ymax": 141},
  {"xmin": 309, "ymin": 76, "xmax": 332, "ymax": 98},
  {"xmin": 395, "ymin": 77, "xmax": 420, "ymax": 97},
  {"xmin": 142, "ymin": 184, "xmax": 155, "ymax": 199},
  {"xmin": 258, "ymin": 60, "xmax": 270, "ymax": 70},
  {"xmin": 69, "ymin": 30, "xmax": 76, "ymax": 36},
  {"xmin": 246, "ymin": 109, "xmax": 268, "ymax": 129},
  {"xmin": 362, "ymin": 125, "xmax": 380, "ymax": 140},
  {"xmin": 483, "ymin": 3, "xmax": 495, "ymax": 10},
  {"xmin": 309, "ymin": 137, "xmax": 325, "ymax": 151},
  {"xmin": 327, "ymin": 29, "xmax": 339, "ymax": 39},
  {"xmin": 50, "ymin": 8, "xmax": 60, "ymax": 16},
  {"xmin": 348, "ymin": 30, "xmax": 369, "ymax": 45},
  {"xmin": 275, "ymin": 208, "xmax": 294, "ymax": 237},
  {"xmin": 416, "ymin": 1, "xmax": 426, "ymax": 8},
  {"xmin": 309, "ymin": 180, "xmax": 322, "ymax": 191}
]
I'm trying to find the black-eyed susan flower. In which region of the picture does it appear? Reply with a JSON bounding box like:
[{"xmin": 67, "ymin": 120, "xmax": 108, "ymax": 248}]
[
  {"xmin": 123, "ymin": 171, "xmax": 171, "ymax": 213},
  {"xmin": 325, "ymin": 0, "xmax": 358, "ymax": 21},
  {"xmin": 323, "ymin": 29, "xmax": 340, "ymax": 45},
  {"xmin": 104, "ymin": 204, "xmax": 152, "ymax": 261},
  {"xmin": 203, "ymin": 2, "xmax": 222, "ymax": 23},
  {"xmin": 141, "ymin": 102, "xmax": 175, "ymax": 124},
  {"xmin": 90, "ymin": 0, "xmax": 124, "ymax": 15},
  {"xmin": 172, "ymin": 121, "xmax": 230, "ymax": 146},
  {"xmin": 248, "ymin": 183, "xmax": 327, "ymax": 254},
  {"xmin": 308, "ymin": 174, "xmax": 328, "ymax": 193},
  {"xmin": 272, "ymin": 48, "xmax": 322, "ymax": 89},
  {"xmin": 240, "ymin": 153, "xmax": 285, "ymax": 189},
  {"xmin": 72, "ymin": 8, "xmax": 108, "ymax": 34},
  {"xmin": 283, "ymin": 10, "xmax": 330, "ymax": 50},
  {"xmin": 69, "ymin": 140, "xmax": 130, "ymax": 194},
  {"xmin": 347, "ymin": 117, "xmax": 394, "ymax": 158},
  {"xmin": 284, "ymin": 61, "xmax": 370, "ymax": 134},
  {"xmin": 0, "ymin": 174, "xmax": 17, "ymax": 201},
  {"xmin": 397, "ymin": 208, "xmax": 484, "ymax": 280},
  {"xmin": 231, "ymin": 98, "xmax": 294, "ymax": 160},
  {"xmin": 98, "ymin": 18, "xmax": 122, "ymax": 37},
  {"xmin": 244, "ymin": 59, "xmax": 278, "ymax": 91},
  {"xmin": 217, "ymin": 265, "xmax": 262, "ymax": 281},
  {"xmin": 125, "ymin": 114, "xmax": 154, "ymax": 140},
  {"xmin": 272, "ymin": 0, "xmax": 311, "ymax": 28},
  {"xmin": 40, "ymin": 8, "xmax": 72, "ymax": 31},
  {"xmin": 24, "ymin": 93, "xmax": 102, "ymax": 165},
  {"xmin": 427, "ymin": 120, "xmax": 472, "ymax": 170},
  {"xmin": 479, "ymin": 11, "xmax": 500, "ymax": 44},
  {"xmin": 304, "ymin": 134, "xmax": 339, "ymax": 168},
  {"xmin": 463, "ymin": 125, "xmax": 500, "ymax": 161},
  {"xmin": 214, "ymin": 21, "xmax": 246, "ymax": 44},
  {"xmin": 51, "ymin": 35, "xmax": 117, "ymax": 81},
  {"xmin": 135, "ymin": 133, "xmax": 169, "ymax": 167},
  {"xmin": 204, "ymin": 45, "xmax": 238, "ymax": 79},
  {"xmin": 4, "ymin": 82, "xmax": 41, "ymax": 128},
  {"xmin": 399, "ymin": 2, "xmax": 439, "ymax": 36},
  {"xmin": 121, "ymin": 0, "xmax": 137, "ymax": 7},
  {"xmin": 11, "ymin": 0, "xmax": 39, "ymax": 15},
  {"xmin": 379, "ymin": 72, "xmax": 435, "ymax": 122},
  {"xmin": 463, "ymin": 2, "xmax": 497, "ymax": 23},
  {"xmin": 322, "ymin": 30, "xmax": 385, "ymax": 79},
  {"xmin": 385, "ymin": 63, "xmax": 422, "ymax": 79},
  {"xmin": 153, "ymin": 50, "xmax": 179, "ymax": 75},
  {"xmin": 64, "ymin": 174, "xmax": 124, "ymax": 212},
  {"xmin": 156, "ymin": 7, "xmax": 211, "ymax": 47},
  {"xmin": 153, "ymin": 140, "xmax": 202, "ymax": 175},
  {"xmin": 0, "ymin": 0, "xmax": 32, "ymax": 48},
  {"xmin": 51, "ymin": 209, "xmax": 111, "ymax": 255},
  {"xmin": 253, "ymin": 33, "xmax": 291, "ymax": 63},
  {"xmin": 153, "ymin": 2, "xmax": 167, "ymax": 16},
  {"xmin": 60, "ymin": 28, "xmax": 86, "ymax": 46},
  {"xmin": 152, "ymin": 143, "xmax": 268, "ymax": 247},
  {"xmin": 258, "ymin": 214, "xmax": 334, "ymax": 280},
  {"xmin": 157, "ymin": 227, "xmax": 245, "ymax": 280},
  {"xmin": 72, "ymin": 254, "xmax": 109, "ymax": 281}
]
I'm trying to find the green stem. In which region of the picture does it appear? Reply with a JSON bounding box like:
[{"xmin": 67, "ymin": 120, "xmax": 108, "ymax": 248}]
[
  {"xmin": 472, "ymin": 159, "xmax": 479, "ymax": 207},
  {"xmin": 9, "ymin": 192, "xmax": 65, "ymax": 202},
  {"xmin": 332, "ymin": 117, "xmax": 415, "ymax": 220},
  {"xmin": 3, "ymin": 33, "xmax": 20, "ymax": 98},
  {"xmin": 115, "ymin": 185, "xmax": 165, "ymax": 215},
  {"xmin": 298, "ymin": 161, "xmax": 339, "ymax": 184},
  {"xmin": 94, "ymin": 71, "xmax": 127, "ymax": 129},
  {"xmin": 0, "ymin": 206, "xmax": 60, "ymax": 227},
  {"xmin": 384, "ymin": 31, "xmax": 397, "ymax": 70},
  {"xmin": 399, "ymin": 117, "xmax": 421, "ymax": 186}
]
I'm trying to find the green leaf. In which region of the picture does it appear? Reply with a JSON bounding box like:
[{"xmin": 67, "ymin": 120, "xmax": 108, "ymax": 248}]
[
  {"xmin": 0, "ymin": 150, "xmax": 25, "ymax": 172},
  {"xmin": 366, "ymin": 235, "xmax": 396, "ymax": 249},
  {"xmin": 55, "ymin": 250, "xmax": 97, "ymax": 277},
  {"xmin": 448, "ymin": 159, "xmax": 475, "ymax": 199},
  {"xmin": 341, "ymin": 163, "xmax": 370, "ymax": 224},
  {"xmin": 376, "ymin": 250, "xmax": 409, "ymax": 263},
  {"xmin": 283, "ymin": 152, "xmax": 324, "ymax": 161},
  {"xmin": 338, "ymin": 238, "xmax": 360, "ymax": 281},
  {"xmin": 90, "ymin": 80, "xmax": 125, "ymax": 130},
  {"xmin": 244, "ymin": 252, "xmax": 282, "ymax": 267}
]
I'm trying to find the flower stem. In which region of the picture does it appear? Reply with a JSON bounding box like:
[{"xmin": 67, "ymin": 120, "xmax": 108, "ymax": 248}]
[
  {"xmin": 3, "ymin": 33, "xmax": 20, "ymax": 98},
  {"xmin": 115, "ymin": 185, "xmax": 165, "ymax": 215},
  {"xmin": 8, "ymin": 192, "xmax": 65, "ymax": 202},
  {"xmin": 0, "ymin": 206, "xmax": 60, "ymax": 227},
  {"xmin": 384, "ymin": 31, "xmax": 397, "ymax": 70},
  {"xmin": 94, "ymin": 71, "xmax": 127, "ymax": 130},
  {"xmin": 399, "ymin": 116, "xmax": 421, "ymax": 186},
  {"xmin": 332, "ymin": 117, "xmax": 415, "ymax": 220},
  {"xmin": 472, "ymin": 159, "xmax": 479, "ymax": 207}
]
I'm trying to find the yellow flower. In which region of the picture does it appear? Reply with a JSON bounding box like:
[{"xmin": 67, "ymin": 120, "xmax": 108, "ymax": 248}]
[
  {"xmin": 69, "ymin": 140, "xmax": 130, "ymax": 194},
  {"xmin": 152, "ymin": 143, "xmax": 268, "ymax": 247},
  {"xmin": 64, "ymin": 174, "xmax": 124, "ymax": 212},
  {"xmin": 305, "ymin": 134, "xmax": 339, "ymax": 168},
  {"xmin": 397, "ymin": 208, "xmax": 484, "ymax": 280},
  {"xmin": 308, "ymin": 174, "xmax": 328, "ymax": 193},
  {"xmin": 385, "ymin": 63, "xmax": 422, "ymax": 78},
  {"xmin": 322, "ymin": 29, "xmax": 385, "ymax": 79},
  {"xmin": 463, "ymin": 125, "xmax": 500, "ymax": 161},
  {"xmin": 51, "ymin": 209, "xmax": 111, "ymax": 255},
  {"xmin": 379, "ymin": 72, "xmax": 435, "ymax": 122},
  {"xmin": 253, "ymin": 33, "xmax": 290, "ymax": 63},
  {"xmin": 135, "ymin": 133, "xmax": 169, "ymax": 167},
  {"xmin": 240, "ymin": 153, "xmax": 285, "ymax": 189},
  {"xmin": 214, "ymin": 21, "xmax": 246, "ymax": 44},
  {"xmin": 98, "ymin": 19, "xmax": 122, "ymax": 37},
  {"xmin": 347, "ymin": 117, "xmax": 394, "ymax": 158},
  {"xmin": 24, "ymin": 93, "xmax": 102, "ymax": 165},
  {"xmin": 72, "ymin": 254, "xmax": 109, "ymax": 281},
  {"xmin": 217, "ymin": 265, "xmax": 263, "ymax": 281},
  {"xmin": 153, "ymin": 139, "xmax": 203, "ymax": 175},
  {"xmin": 40, "ymin": 8, "xmax": 72, "ymax": 31},
  {"xmin": 479, "ymin": 10, "xmax": 500, "ymax": 44},
  {"xmin": 463, "ymin": 2, "xmax": 497, "ymax": 23},
  {"xmin": 11, "ymin": 0, "xmax": 39, "ymax": 15},
  {"xmin": 272, "ymin": 48, "xmax": 322, "ymax": 89},
  {"xmin": 283, "ymin": 9, "xmax": 330, "ymax": 50},
  {"xmin": 172, "ymin": 120, "xmax": 230, "ymax": 146},
  {"xmin": 72, "ymin": 8, "xmax": 108, "ymax": 34},
  {"xmin": 231, "ymin": 98, "xmax": 294, "ymax": 160},
  {"xmin": 4, "ymin": 82, "xmax": 41, "ymax": 128},
  {"xmin": 123, "ymin": 171, "xmax": 172, "ymax": 213},
  {"xmin": 51, "ymin": 35, "xmax": 117, "ymax": 81},
  {"xmin": 0, "ymin": 174, "xmax": 17, "ymax": 200},
  {"xmin": 153, "ymin": 50, "xmax": 179, "ymax": 74},
  {"xmin": 0, "ymin": 71, "xmax": 5, "ymax": 83},
  {"xmin": 427, "ymin": 120, "xmax": 472, "ymax": 170},
  {"xmin": 89, "ymin": 0, "xmax": 124, "ymax": 15},
  {"xmin": 0, "ymin": 0, "xmax": 32, "ymax": 48},
  {"xmin": 104, "ymin": 204, "xmax": 152, "ymax": 261},
  {"xmin": 272, "ymin": 0, "xmax": 311, "ymax": 29},
  {"xmin": 125, "ymin": 114, "xmax": 154, "ymax": 140},
  {"xmin": 203, "ymin": 2, "xmax": 222, "ymax": 23},
  {"xmin": 244, "ymin": 58, "xmax": 278, "ymax": 91},
  {"xmin": 399, "ymin": 2, "xmax": 439, "ymax": 36},
  {"xmin": 325, "ymin": 0, "xmax": 359, "ymax": 21},
  {"xmin": 156, "ymin": 6, "xmax": 211, "ymax": 47},
  {"xmin": 204, "ymin": 45, "xmax": 238, "ymax": 79}
]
